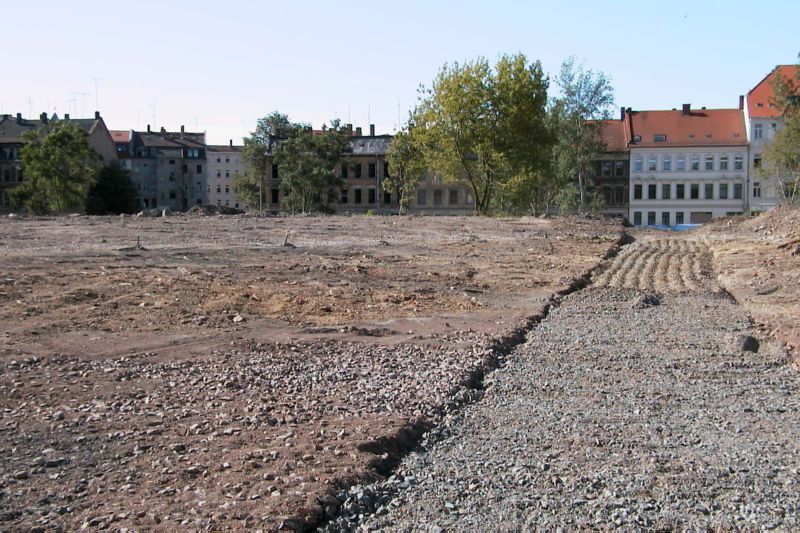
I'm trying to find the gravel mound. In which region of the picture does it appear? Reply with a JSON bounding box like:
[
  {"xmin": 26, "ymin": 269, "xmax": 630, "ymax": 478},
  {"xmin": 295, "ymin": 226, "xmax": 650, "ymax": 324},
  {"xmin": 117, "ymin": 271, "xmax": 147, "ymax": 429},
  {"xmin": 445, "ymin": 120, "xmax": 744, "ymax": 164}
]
[{"xmin": 352, "ymin": 287, "xmax": 800, "ymax": 531}]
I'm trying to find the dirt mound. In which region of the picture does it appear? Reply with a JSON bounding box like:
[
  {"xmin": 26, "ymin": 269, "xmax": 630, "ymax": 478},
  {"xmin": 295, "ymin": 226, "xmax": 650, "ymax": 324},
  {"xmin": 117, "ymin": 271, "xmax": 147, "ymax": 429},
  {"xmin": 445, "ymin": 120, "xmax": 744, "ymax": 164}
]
[{"xmin": 186, "ymin": 204, "xmax": 245, "ymax": 216}]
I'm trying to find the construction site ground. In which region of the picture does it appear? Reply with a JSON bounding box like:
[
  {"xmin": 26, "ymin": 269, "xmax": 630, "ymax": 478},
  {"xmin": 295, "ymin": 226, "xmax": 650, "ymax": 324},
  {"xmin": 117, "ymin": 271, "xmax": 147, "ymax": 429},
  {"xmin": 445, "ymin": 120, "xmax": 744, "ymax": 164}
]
[{"xmin": 1, "ymin": 209, "xmax": 798, "ymax": 531}]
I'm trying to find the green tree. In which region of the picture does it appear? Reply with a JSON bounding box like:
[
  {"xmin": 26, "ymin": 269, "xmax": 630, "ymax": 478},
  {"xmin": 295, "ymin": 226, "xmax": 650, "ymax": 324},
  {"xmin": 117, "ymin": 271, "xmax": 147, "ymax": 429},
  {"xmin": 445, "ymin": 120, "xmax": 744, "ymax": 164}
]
[
  {"xmin": 12, "ymin": 121, "xmax": 100, "ymax": 214},
  {"xmin": 85, "ymin": 161, "xmax": 139, "ymax": 214},
  {"xmin": 385, "ymin": 125, "xmax": 426, "ymax": 214},
  {"xmin": 275, "ymin": 120, "xmax": 351, "ymax": 214},
  {"xmin": 237, "ymin": 112, "xmax": 302, "ymax": 210},
  {"xmin": 409, "ymin": 53, "xmax": 553, "ymax": 214},
  {"xmin": 761, "ymin": 58, "xmax": 800, "ymax": 204},
  {"xmin": 549, "ymin": 57, "xmax": 615, "ymax": 214}
]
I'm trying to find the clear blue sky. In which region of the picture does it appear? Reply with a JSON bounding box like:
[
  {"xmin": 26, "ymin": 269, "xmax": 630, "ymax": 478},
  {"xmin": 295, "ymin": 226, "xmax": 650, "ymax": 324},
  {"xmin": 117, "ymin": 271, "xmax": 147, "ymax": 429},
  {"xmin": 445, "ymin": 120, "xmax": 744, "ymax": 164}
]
[{"xmin": 3, "ymin": 0, "xmax": 797, "ymax": 144}]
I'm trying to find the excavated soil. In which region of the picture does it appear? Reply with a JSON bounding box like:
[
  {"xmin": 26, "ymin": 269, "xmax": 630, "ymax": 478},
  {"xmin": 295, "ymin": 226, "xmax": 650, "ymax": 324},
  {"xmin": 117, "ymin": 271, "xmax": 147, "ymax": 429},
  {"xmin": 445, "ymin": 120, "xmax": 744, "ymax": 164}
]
[{"xmin": 0, "ymin": 213, "xmax": 620, "ymax": 532}]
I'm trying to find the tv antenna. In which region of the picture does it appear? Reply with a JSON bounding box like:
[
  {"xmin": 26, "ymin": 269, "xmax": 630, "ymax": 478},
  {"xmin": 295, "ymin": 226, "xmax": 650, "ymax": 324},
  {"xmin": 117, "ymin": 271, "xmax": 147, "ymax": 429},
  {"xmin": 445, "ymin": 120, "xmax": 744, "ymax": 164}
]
[
  {"xmin": 150, "ymin": 97, "xmax": 157, "ymax": 130},
  {"xmin": 93, "ymin": 78, "xmax": 102, "ymax": 111}
]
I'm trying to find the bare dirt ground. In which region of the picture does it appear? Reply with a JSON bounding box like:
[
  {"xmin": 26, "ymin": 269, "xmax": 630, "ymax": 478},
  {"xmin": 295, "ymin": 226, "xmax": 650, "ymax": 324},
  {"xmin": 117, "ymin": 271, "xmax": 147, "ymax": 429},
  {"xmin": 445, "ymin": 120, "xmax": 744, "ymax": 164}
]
[
  {"xmin": 701, "ymin": 206, "xmax": 800, "ymax": 360},
  {"xmin": 0, "ymin": 213, "xmax": 621, "ymax": 531}
]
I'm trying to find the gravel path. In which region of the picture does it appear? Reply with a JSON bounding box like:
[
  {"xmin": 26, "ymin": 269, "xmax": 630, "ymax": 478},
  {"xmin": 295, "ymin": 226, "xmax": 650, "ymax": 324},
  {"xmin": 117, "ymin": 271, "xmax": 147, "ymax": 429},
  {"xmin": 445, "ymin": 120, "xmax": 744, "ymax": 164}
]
[{"xmin": 347, "ymin": 239, "xmax": 800, "ymax": 531}]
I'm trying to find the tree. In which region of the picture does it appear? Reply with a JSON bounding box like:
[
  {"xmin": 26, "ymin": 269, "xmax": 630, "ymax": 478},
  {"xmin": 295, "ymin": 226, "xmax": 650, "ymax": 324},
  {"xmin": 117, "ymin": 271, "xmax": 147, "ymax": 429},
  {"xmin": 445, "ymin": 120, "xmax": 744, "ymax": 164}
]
[
  {"xmin": 385, "ymin": 125, "xmax": 426, "ymax": 214},
  {"xmin": 409, "ymin": 53, "xmax": 553, "ymax": 214},
  {"xmin": 761, "ymin": 58, "xmax": 800, "ymax": 205},
  {"xmin": 275, "ymin": 120, "xmax": 351, "ymax": 214},
  {"xmin": 11, "ymin": 121, "xmax": 100, "ymax": 214},
  {"xmin": 85, "ymin": 162, "xmax": 139, "ymax": 214},
  {"xmin": 549, "ymin": 57, "xmax": 615, "ymax": 213},
  {"xmin": 237, "ymin": 112, "xmax": 302, "ymax": 210}
]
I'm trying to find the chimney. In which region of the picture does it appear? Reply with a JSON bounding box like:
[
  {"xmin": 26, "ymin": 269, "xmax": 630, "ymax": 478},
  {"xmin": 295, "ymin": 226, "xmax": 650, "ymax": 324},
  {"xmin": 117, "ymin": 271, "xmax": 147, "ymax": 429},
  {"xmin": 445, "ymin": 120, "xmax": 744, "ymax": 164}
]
[
  {"xmin": 346, "ymin": 123, "xmax": 353, "ymax": 135},
  {"xmin": 40, "ymin": 112, "xmax": 48, "ymax": 124},
  {"xmin": 94, "ymin": 111, "xmax": 100, "ymax": 119},
  {"xmin": 180, "ymin": 125, "xmax": 185, "ymax": 133},
  {"xmin": 620, "ymin": 106, "xmax": 626, "ymax": 120},
  {"xmin": 356, "ymin": 126, "xmax": 362, "ymax": 136},
  {"xmin": 229, "ymin": 139, "xmax": 233, "ymax": 147},
  {"xmin": 160, "ymin": 127, "xmax": 166, "ymax": 133},
  {"xmin": 16, "ymin": 113, "xmax": 22, "ymax": 124},
  {"xmin": 681, "ymin": 103, "xmax": 691, "ymax": 116},
  {"xmin": 147, "ymin": 124, "xmax": 151, "ymax": 133},
  {"xmin": 64, "ymin": 113, "xmax": 70, "ymax": 120},
  {"xmin": 369, "ymin": 124, "xmax": 375, "ymax": 136},
  {"xmin": 738, "ymin": 95, "xmax": 744, "ymax": 110}
]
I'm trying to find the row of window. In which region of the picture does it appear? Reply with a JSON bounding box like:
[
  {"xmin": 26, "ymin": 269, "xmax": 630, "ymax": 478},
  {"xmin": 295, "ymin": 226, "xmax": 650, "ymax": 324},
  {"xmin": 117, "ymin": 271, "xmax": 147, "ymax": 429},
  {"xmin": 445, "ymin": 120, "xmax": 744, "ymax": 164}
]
[
  {"xmin": 752, "ymin": 122, "xmax": 778, "ymax": 140},
  {"xmin": 2, "ymin": 167, "xmax": 22, "ymax": 182},
  {"xmin": 214, "ymin": 157, "xmax": 239, "ymax": 164},
  {"xmin": 212, "ymin": 169, "xmax": 239, "ymax": 178},
  {"xmin": 633, "ymin": 154, "xmax": 745, "ymax": 173},
  {"xmin": 595, "ymin": 160, "xmax": 628, "ymax": 178},
  {"xmin": 632, "ymin": 210, "xmax": 743, "ymax": 226},
  {"xmin": 416, "ymin": 188, "xmax": 474, "ymax": 207},
  {"xmin": 632, "ymin": 182, "xmax": 745, "ymax": 201},
  {"xmin": 208, "ymin": 185, "xmax": 232, "ymax": 195}
]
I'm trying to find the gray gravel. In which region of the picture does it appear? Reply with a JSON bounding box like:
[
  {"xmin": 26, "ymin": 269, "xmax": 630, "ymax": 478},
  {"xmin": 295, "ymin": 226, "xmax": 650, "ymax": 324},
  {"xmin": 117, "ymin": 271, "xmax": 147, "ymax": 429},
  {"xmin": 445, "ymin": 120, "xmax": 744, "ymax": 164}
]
[{"xmin": 343, "ymin": 286, "xmax": 800, "ymax": 531}]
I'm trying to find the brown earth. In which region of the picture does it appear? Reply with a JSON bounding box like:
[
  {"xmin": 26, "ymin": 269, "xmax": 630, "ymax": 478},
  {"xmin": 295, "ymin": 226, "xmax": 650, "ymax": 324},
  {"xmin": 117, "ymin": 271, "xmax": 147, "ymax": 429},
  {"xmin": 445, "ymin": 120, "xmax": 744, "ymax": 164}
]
[{"xmin": 0, "ymin": 213, "xmax": 621, "ymax": 532}]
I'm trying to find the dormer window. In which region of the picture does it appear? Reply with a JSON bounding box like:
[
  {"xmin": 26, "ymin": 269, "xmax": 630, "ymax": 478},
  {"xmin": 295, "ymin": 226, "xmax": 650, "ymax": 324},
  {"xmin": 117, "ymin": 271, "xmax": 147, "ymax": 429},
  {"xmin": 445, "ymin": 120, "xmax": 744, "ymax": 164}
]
[
  {"xmin": 653, "ymin": 134, "xmax": 666, "ymax": 142},
  {"xmin": 757, "ymin": 103, "xmax": 764, "ymax": 108},
  {"xmin": 633, "ymin": 135, "xmax": 641, "ymax": 143}
]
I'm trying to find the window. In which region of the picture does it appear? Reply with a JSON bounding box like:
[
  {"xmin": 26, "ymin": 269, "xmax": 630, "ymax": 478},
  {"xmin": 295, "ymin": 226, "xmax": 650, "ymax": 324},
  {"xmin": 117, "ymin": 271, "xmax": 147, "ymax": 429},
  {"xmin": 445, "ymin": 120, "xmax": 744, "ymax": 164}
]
[
  {"xmin": 169, "ymin": 190, "xmax": 176, "ymax": 199},
  {"xmin": 271, "ymin": 188, "xmax": 279, "ymax": 204},
  {"xmin": 614, "ymin": 161, "xmax": 625, "ymax": 177},
  {"xmin": 734, "ymin": 155, "xmax": 743, "ymax": 170},
  {"xmin": 719, "ymin": 183, "xmax": 729, "ymax": 199},
  {"xmin": 633, "ymin": 135, "xmax": 641, "ymax": 143},
  {"xmin": 433, "ymin": 189, "xmax": 443, "ymax": 206},
  {"xmin": 647, "ymin": 211, "xmax": 656, "ymax": 225},
  {"xmin": 196, "ymin": 164, "xmax": 202, "ymax": 174},
  {"xmin": 449, "ymin": 189, "xmax": 459, "ymax": 205},
  {"xmin": 272, "ymin": 164, "xmax": 279, "ymax": 179},
  {"xmin": 384, "ymin": 162, "xmax": 390, "ymax": 177},
  {"xmin": 733, "ymin": 183, "xmax": 743, "ymax": 199},
  {"xmin": 691, "ymin": 155, "xmax": 700, "ymax": 171},
  {"xmin": 355, "ymin": 189, "xmax": 363, "ymax": 204},
  {"xmin": 614, "ymin": 186, "xmax": 625, "ymax": 205},
  {"xmin": 368, "ymin": 188, "xmax": 376, "ymax": 204},
  {"xmin": 601, "ymin": 161, "xmax": 612, "ymax": 177},
  {"xmin": 753, "ymin": 154, "xmax": 762, "ymax": 168},
  {"xmin": 754, "ymin": 123, "xmax": 763, "ymax": 139},
  {"xmin": 648, "ymin": 184, "xmax": 657, "ymax": 199},
  {"xmin": 753, "ymin": 182, "xmax": 761, "ymax": 198},
  {"xmin": 216, "ymin": 157, "xmax": 221, "ymax": 163},
  {"xmin": 383, "ymin": 191, "xmax": 391, "ymax": 204},
  {"xmin": 354, "ymin": 164, "xmax": 362, "ymax": 178},
  {"xmin": 705, "ymin": 156, "xmax": 714, "ymax": 171},
  {"xmin": 225, "ymin": 170, "xmax": 230, "ymax": 178},
  {"xmin": 634, "ymin": 156, "xmax": 643, "ymax": 172},
  {"xmin": 417, "ymin": 189, "xmax": 428, "ymax": 206},
  {"xmin": 705, "ymin": 183, "xmax": 714, "ymax": 199},
  {"xmin": 216, "ymin": 186, "xmax": 221, "ymax": 194},
  {"xmin": 225, "ymin": 200, "xmax": 229, "ymax": 206},
  {"xmin": 662, "ymin": 184, "xmax": 671, "ymax": 200},
  {"xmin": 648, "ymin": 156, "xmax": 657, "ymax": 172},
  {"xmin": 225, "ymin": 186, "xmax": 229, "ymax": 194},
  {"xmin": 169, "ymin": 160, "xmax": 176, "ymax": 165},
  {"xmin": 633, "ymin": 211, "xmax": 642, "ymax": 225},
  {"xmin": 676, "ymin": 156, "xmax": 686, "ymax": 171},
  {"xmin": 690, "ymin": 184, "xmax": 699, "ymax": 199},
  {"xmin": 340, "ymin": 189, "xmax": 348, "ymax": 204},
  {"xmin": 661, "ymin": 212, "xmax": 670, "ymax": 226},
  {"xmin": 225, "ymin": 157, "xmax": 230, "ymax": 163},
  {"xmin": 662, "ymin": 156, "xmax": 671, "ymax": 172},
  {"xmin": 719, "ymin": 156, "xmax": 729, "ymax": 171},
  {"xmin": 217, "ymin": 170, "xmax": 221, "ymax": 178},
  {"xmin": 368, "ymin": 163, "xmax": 376, "ymax": 178},
  {"xmin": 633, "ymin": 184, "xmax": 642, "ymax": 200},
  {"xmin": 341, "ymin": 163, "xmax": 348, "ymax": 178},
  {"xmin": 654, "ymin": 134, "xmax": 667, "ymax": 142},
  {"xmin": 676, "ymin": 212, "xmax": 684, "ymax": 224}
]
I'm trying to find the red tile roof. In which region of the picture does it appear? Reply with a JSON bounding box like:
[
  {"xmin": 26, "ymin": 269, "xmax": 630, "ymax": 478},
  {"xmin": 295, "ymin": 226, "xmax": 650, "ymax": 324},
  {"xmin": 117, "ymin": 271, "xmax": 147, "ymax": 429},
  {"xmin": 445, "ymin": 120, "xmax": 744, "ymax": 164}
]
[
  {"xmin": 593, "ymin": 119, "xmax": 631, "ymax": 152},
  {"xmin": 747, "ymin": 65, "xmax": 799, "ymax": 118},
  {"xmin": 629, "ymin": 108, "xmax": 747, "ymax": 147},
  {"xmin": 110, "ymin": 130, "xmax": 130, "ymax": 143}
]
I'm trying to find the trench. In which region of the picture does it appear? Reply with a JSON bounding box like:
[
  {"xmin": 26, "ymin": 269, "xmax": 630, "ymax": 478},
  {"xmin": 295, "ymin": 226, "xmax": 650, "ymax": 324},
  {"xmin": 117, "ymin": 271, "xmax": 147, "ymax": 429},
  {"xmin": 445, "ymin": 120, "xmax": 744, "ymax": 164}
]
[{"xmin": 285, "ymin": 231, "xmax": 633, "ymax": 532}]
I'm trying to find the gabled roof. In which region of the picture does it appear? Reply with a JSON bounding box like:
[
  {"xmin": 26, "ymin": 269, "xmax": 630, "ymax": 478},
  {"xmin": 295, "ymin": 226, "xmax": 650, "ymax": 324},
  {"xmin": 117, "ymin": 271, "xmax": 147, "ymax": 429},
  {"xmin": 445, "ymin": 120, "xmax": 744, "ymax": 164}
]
[
  {"xmin": 628, "ymin": 108, "xmax": 747, "ymax": 148},
  {"xmin": 133, "ymin": 131, "xmax": 206, "ymax": 149},
  {"xmin": 747, "ymin": 65, "xmax": 799, "ymax": 118},
  {"xmin": 111, "ymin": 130, "xmax": 130, "ymax": 143},
  {"xmin": 592, "ymin": 119, "xmax": 631, "ymax": 152},
  {"xmin": 207, "ymin": 144, "xmax": 243, "ymax": 152},
  {"xmin": 0, "ymin": 114, "xmax": 105, "ymax": 144}
]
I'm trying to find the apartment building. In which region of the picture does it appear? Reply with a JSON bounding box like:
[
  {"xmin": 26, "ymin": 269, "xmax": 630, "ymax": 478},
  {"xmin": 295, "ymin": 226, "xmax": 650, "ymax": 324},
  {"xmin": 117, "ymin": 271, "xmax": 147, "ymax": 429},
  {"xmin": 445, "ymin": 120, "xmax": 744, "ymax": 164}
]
[
  {"xmin": 628, "ymin": 104, "xmax": 748, "ymax": 226},
  {"xmin": 128, "ymin": 126, "xmax": 207, "ymax": 211},
  {"xmin": 0, "ymin": 112, "xmax": 117, "ymax": 211},
  {"xmin": 591, "ymin": 114, "xmax": 631, "ymax": 217},
  {"xmin": 744, "ymin": 65, "xmax": 798, "ymax": 212},
  {"xmin": 207, "ymin": 141, "xmax": 246, "ymax": 209},
  {"xmin": 337, "ymin": 125, "xmax": 395, "ymax": 211}
]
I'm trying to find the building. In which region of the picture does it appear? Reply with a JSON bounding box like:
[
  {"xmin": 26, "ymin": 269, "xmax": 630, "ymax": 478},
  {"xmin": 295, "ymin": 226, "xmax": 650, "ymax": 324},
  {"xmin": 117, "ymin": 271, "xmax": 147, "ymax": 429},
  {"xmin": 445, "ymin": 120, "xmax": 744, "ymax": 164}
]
[
  {"xmin": 628, "ymin": 104, "xmax": 748, "ymax": 226},
  {"xmin": 336, "ymin": 125, "xmax": 395, "ymax": 212},
  {"xmin": 207, "ymin": 141, "xmax": 246, "ymax": 209},
  {"xmin": 590, "ymin": 113, "xmax": 632, "ymax": 217},
  {"xmin": 0, "ymin": 112, "xmax": 116, "ymax": 211},
  {"xmin": 744, "ymin": 65, "xmax": 799, "ymax": 212},
  {"xmin": 128, "ymin": 126, "xmax": 207, "ymax": 211}
]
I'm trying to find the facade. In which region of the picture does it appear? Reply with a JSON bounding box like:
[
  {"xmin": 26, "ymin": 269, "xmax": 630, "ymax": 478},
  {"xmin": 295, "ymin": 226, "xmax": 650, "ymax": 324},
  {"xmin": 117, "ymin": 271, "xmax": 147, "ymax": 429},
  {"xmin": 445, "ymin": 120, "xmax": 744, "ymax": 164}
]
[
  {"xmin": 128, "ymin": 126, "xmax": 207, "ymax": 211},
  {"xmin": 409, "ymin": 175, "xmax": 474, "ymax": 213},
  {"xmin": 336, "ymin": 128, "xmax": 395, "ymax": 212},
  {"xmin": 744, "ymin": 65, "xmax": 798, "ymax": 212},
  {"xmin": 591, "ymin": 114, "xmax": 631, "ymax": 217},
  {"xmin": 207, "ymin": 142, "xmax": 246, "ymax": 209},
  {"xmin": 0, "ymin": 112, "xmax": 117, "ymax": 211},
  {"xmin": 628, "ymin": 105, "xmax": 748, "ymax": 226}
]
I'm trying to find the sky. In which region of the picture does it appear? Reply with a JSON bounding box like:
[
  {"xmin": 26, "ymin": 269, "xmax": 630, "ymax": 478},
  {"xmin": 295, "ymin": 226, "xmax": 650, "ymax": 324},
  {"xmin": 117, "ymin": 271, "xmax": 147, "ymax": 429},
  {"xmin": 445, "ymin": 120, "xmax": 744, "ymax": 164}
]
[{"xmin": 2, "ymin": 0, "xmax": 798, "ymax": 145}]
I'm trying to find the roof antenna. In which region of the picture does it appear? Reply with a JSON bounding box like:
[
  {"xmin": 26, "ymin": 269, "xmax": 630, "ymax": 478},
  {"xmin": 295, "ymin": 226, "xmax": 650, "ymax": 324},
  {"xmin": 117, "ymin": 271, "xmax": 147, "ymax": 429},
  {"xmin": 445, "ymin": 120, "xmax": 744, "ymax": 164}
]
[{"xmin": 93, "ymin": 78, "xmax": 102, "ymax": 112}]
